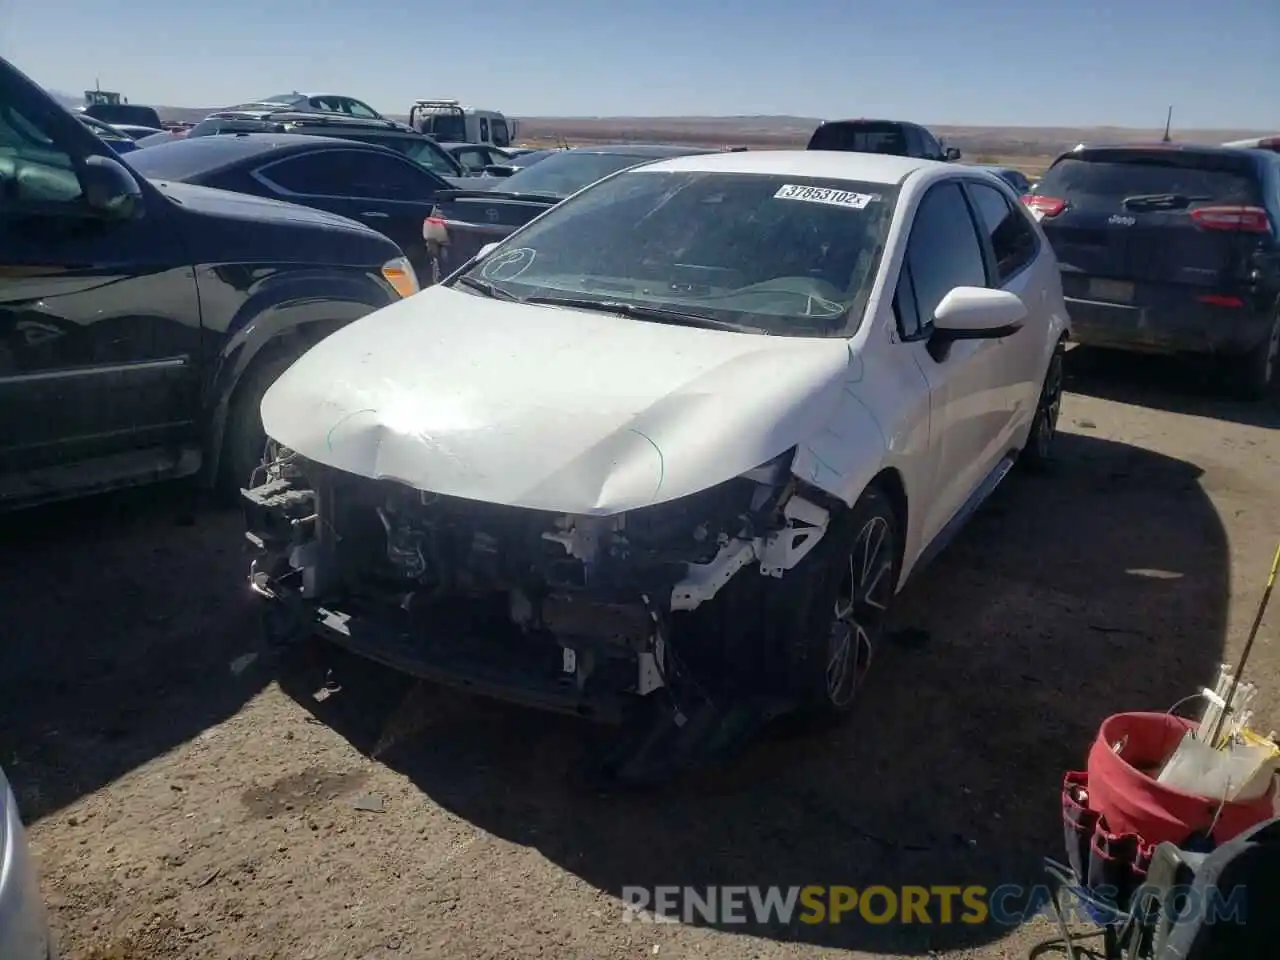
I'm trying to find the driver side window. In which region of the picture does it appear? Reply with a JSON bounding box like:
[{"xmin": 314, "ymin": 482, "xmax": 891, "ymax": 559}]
[
  {"xmin": 0, "ymin": 96, "xmax": 83, "ymax": 212},
  {"xmin": 893, "ymin": 181, "xmax": 987, "ymax": 340}
]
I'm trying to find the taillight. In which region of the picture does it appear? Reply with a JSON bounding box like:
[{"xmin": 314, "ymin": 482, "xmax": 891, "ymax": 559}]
[
  {"xmin": 1022, "ymin": 195, "xmax": 1066, "ymax": 220},
  {"xmin": 1189, "ymin": 205, "xmax": 1271, "ymax": 233},
  {"xmin": 1196, "ymin": 294, "xmax": 1245, "ymax": 308},
  {"xmin": 422, "ymin": 214, "xmax": 448, "ymax": 244}
]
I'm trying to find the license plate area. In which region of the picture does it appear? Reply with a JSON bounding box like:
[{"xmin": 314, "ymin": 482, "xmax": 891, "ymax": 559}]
[{"xmin": 1089, "ymin": 278, "xmax": 1135, "ymax": 303}]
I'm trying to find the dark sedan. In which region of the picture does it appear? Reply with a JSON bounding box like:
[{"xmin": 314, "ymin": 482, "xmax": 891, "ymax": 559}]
[
  {"xmin": 179, "ymin": 113, "xmax": 468, "ymax": 179},
  {"xmin": 425, "ymin": 144, "xmax": 718, "ymax": 279},
  {"xmin": 125, "ymin": 134, "xmax": 453, "ymax": 276}
]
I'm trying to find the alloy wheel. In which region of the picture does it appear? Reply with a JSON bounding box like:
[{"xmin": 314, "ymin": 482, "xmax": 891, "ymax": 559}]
[
  {"xmin": 1034, "ymin": 349, "xmax": 1065, "ymax": 459},
  {"xmin": 825, "ymin": 515, "xmax": 893, "ymax": 707}
]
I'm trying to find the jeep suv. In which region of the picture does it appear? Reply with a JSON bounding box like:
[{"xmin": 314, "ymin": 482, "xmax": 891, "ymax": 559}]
[
  {"xmin": 0, "ymin": 55, "xmax": 414, "ymax": 509},
  {"xmin": 1024, "ymin": 144, "xmax": 1280, "ymax": 398}
]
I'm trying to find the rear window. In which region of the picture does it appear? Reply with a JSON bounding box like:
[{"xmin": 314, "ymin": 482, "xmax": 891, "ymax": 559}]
[
  {"xmin": 328, "ymin": 132, "xmax": 460, "ymax": 176},
  {"xmin": 808, "ymin": 122, "xmax": 908, "ymax": 155},
  {"xmin": 124, "ymin": 138, "xmax": 264, "ymax": 181},
  {"xmin": 1037, "ymin": 155, "xmax": 1261, "ymax": 205},
  {"xmin": 189, "ymin": 118, "xmax": 281, "ymax": 137}
]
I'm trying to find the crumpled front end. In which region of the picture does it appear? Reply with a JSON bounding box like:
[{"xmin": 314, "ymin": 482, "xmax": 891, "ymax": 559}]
[{"xmin": 243, "ymin": 445, "xmax": 832, "ymax": 725}]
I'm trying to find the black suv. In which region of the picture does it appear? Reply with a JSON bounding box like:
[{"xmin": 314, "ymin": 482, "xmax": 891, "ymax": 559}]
[
  {"xmin": 186, "ymin": 111, "xmax": 467, "ymax": 180},
  {"xmin": 0, "ymin": 55, "xmax": 413, "ymax": 509},
  {"xmin": 806, "ymin": 119, "xmax": 961, "ymax": 162},
  {"xmin": 1025, "ymin": 144, "xmax": 1280, "ymax": 398}
]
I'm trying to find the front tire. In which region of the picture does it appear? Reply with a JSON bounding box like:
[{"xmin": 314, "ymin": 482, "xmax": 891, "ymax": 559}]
[
  {"xmin": 220, "ymin": 351, "xmax": 301, "ymax": 498},
  {"xmin": 773, "ymin": 485, "xmax": 901, "ymax": 720}
]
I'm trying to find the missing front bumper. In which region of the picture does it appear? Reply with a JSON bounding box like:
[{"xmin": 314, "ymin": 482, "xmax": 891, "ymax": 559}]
[{"xmin": 250, "ymin": 569, "xmax": 660, "ymax": 724}]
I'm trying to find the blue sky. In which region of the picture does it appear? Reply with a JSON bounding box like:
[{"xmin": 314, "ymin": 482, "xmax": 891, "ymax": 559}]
[{"xmin": 2, "ymin": 0, "xmax": 1276, "ymax": 128}]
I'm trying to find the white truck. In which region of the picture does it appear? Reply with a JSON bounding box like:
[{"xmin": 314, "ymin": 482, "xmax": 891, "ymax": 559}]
[{"xmin": 408, "ymin": 99, "xmax": 518, "ymax": 148}]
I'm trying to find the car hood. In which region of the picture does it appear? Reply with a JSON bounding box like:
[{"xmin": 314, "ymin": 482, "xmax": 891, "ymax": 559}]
[
  {"xmin": 260, "ymin": 285, "xmax": 853, "ymax": 515},
  {"xmin": 151, "ymin": 180, "xmax": 387, "ymax": 238}
]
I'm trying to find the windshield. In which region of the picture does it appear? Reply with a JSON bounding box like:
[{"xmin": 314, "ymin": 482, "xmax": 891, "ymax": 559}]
[
  {"xmin": 419, "ymin": 113, "xmax": 466, "ymax": 142},
  {"xmin": 454, "ymin": 170, "xmax": 898, "ymax": 337},
  {"xmin": 498, "ymin": 151, "xmax": 670, "ymax": 197},
  {"xmin": 1037, "ymin": 156, "xmax": 1261, "ymax": 205},
  {"xmin": 808, "ymin": 123, "xmax": 908, "ymax": 155},
  {"xmin": 256, "ymin": 94, "xmax": 304, "ymax": 106},
  {"xmin": 365, "ymin": 135, "xmax": 460, "ymax": 176},
  {"xmin": 189, "ymin": 117, "xmax": 279, "ymax": 137}
]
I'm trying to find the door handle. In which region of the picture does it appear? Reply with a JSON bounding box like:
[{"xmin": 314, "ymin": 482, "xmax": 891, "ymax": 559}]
[{"xmin": 359, "ymin": 211, "xmax": 390, "ymax": 219}]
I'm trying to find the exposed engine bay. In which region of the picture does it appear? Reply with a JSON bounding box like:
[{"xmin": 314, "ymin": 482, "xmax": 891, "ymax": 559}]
[{"xmin": 243, "ymin": 446, "xmax": 833, "ymax": 774}]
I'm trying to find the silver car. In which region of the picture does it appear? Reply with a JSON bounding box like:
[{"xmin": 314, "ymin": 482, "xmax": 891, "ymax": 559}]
[{"xmin": 0, "ymin": 765, "xmax": 55, "ymax": 959}]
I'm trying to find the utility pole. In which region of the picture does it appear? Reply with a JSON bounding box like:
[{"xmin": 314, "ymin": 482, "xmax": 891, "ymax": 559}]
[{"xmin": 1162, "ymin": 105, "xmax": 1173, "ymax": 143}]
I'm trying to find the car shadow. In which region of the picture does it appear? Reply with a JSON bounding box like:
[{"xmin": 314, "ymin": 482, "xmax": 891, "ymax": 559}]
[
  {"xmin": 0, "ymin": 483, "xmax": 269, "ymax": 822},
  {"xmin": 1065, "ymin": 346, "xmax": 1280, "ymax": 429},
  {"xmin": 275, "ymin": 430, "xmax": 1228, "ymax": 954}
]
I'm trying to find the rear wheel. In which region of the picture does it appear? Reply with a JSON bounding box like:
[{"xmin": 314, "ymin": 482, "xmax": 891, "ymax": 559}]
[
  {"xmin": 1022, "ymin": 339, "xmax": 1066, "ymax": 471},
  {"xmin": 1233, "ymin": 311, "xmax": 1279, "ymax": 401}
]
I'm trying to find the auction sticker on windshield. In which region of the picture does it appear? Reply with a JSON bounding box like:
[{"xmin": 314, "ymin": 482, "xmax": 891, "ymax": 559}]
[{"xmin": 774, "ymin": 184, "xmax": 879, "ymax": 209}]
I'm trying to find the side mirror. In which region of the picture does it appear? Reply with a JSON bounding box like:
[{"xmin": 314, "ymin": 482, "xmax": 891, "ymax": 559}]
[
  {"xmin": 944, "ymin": 146, "xmax": 962, "ymax": 161},
  {"xmin": 476, "ymin": 242, "xmax": 499, "ymax": 259},
  {"xmin": 82, "ymin": 155, "xmax": 143, "ymax": 220},
  {"xmin": 929, "ymin": 287, "xmax": 1025, "ymax": 360},
  {"xmin": 483, "ymin": 164, "xmax": 515, "ymax": 177}
]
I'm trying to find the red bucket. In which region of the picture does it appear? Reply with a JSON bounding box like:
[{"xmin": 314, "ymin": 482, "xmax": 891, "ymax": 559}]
[{"xmin": 1086, "ymin": 712, "xmax": 1275, "ymax": 847}]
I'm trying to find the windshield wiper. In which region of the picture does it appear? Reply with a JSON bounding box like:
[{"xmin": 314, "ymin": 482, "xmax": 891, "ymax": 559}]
[
  {"xmin": 454, "ymin": 275, "xmax": 520, "ymax": 301},
  {"xmin": 1122, "ymin": 193, "xmax": 1212, "ymax": 211},
  {"xmin": 521, "ymin": 295, "xmax": 758, "ymax": 332}
]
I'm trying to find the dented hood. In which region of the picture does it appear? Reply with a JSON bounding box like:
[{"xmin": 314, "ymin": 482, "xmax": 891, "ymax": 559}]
[{"xmin": 260, "ymin": 285, "xmax": 851, "ymax": 515}]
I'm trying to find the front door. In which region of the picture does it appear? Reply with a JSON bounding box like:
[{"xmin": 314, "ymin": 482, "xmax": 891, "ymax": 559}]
[
  {"xmin": 0, "ymin": 66, "xmax": 201, "ymax": 492},
  {"xmin": 892, "ymin": 180, "xmax": 1008, "ymax": 544}
]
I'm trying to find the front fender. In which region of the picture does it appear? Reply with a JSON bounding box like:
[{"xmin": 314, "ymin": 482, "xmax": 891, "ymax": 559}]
[{"xmin": 198, "ymin": 264, "xmax": 398, "ymax": 484}]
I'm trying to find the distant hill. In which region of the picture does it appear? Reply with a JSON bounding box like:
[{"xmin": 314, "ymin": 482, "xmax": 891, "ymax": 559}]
[{"xmin": 47, "ymin": 90, "xmax": 1273, "ymax": 158}]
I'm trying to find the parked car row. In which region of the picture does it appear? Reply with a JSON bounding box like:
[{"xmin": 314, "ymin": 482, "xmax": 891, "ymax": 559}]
[{"xmin": 5, "ymin": 48, "xmax": 1275, "ymax": 945}]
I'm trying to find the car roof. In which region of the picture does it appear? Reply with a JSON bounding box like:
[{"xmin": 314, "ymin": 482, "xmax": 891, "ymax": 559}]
[
  {"xmin": 1050, "ymin": 141, "xmax": 1271, "ymax": 173},
  {"xmin": 563, "ymin": 143, "xmax": 720, "ymax": 158},
  {"xmin": 123, "ymin": 132, "xmax": 378, "ymax": 179},
  {"xmin": 815, "ymin": 118, "xmax": 924, "ymax": 129},
  {"xmin": 639, "ymin": 148, "xmax": 939, "ymax": 184}
]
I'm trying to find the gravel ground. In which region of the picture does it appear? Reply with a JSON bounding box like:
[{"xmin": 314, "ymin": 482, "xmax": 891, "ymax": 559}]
[{"xmin": 3, "ymin": 348, "xmax": 1278, "ymax": 960}]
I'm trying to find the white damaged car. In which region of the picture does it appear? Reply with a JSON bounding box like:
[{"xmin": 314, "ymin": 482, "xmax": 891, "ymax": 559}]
[{"xmin": 243, "ymin": 149, "xmax": 1069, "ymax": 740}]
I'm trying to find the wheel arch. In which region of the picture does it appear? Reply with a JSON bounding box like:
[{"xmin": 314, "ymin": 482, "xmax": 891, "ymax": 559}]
[
  {"xmin": 202, "ymin": 311, "xmax": 360, "ymax": 488},
  {"xmin": 863, "ymin": 467, "xmax": 909, "ymax": 591}
]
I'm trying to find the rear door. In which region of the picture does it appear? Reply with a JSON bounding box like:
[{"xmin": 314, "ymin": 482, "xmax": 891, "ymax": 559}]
[
  {"xmin": 1028, "ymin": 149, "xmax": 1267, "ymax": 309},
  {"xmin": 962, "ymin": 179, "xmax": 1049, "ymax": 433},
  {"xmin": 251, "ymin": 147, "xmax": 449, "ymax": 270}
]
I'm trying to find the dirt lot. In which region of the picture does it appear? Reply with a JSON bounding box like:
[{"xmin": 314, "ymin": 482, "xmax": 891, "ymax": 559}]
[{"xmin": 3, "ymin": 349, "xmax": 1278, "ymax": 960}]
